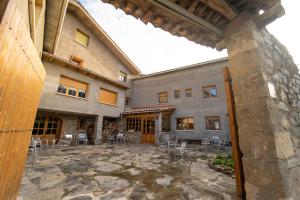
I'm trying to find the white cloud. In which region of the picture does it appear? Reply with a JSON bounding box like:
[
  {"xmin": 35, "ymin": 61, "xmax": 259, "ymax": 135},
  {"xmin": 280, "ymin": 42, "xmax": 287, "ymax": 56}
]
[{"xmin": 80, "ymin": 0, "xmax": 299, "ymax": 73}]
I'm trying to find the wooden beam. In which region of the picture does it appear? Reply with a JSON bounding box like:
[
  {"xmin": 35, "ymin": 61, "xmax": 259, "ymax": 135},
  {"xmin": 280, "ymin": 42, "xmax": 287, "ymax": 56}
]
[
  {"xmin": 149, "ymin": 0, "xmax": 224, "ymax": 37},
  {"xmin": 223, "ymin": 67, "xmax": 246, "ymax": 199},
  {"xmin": 200, "ymin": 0, "xmax": 238, "ymax": 20},
  {"xmin": 188, "ymin": 0, "xmax": 201, "ymax": 13},
  {"xmin": 255, "ymin": 2, "xmax": 285, "ymax": 28}
]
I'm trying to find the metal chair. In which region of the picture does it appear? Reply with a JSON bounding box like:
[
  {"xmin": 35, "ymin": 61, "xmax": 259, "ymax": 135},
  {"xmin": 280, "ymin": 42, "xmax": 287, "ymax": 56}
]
[
  {"xmin": 116, "ymin": 133, "xmax": 126, "ymax": 144},
  {"xmin": 201, "ymin": 138, "xmax": 211, "ymax": 152},
  {"xmin": 56, "ymin": 134, "xmax": 72, "ymax": 148},
  {"xmin": 167, "ymin": 136, "xmax": 179, "ymax": 153},
  {"xmin": 78, "ymin": 133, "xmax": 88, "ymax": 145},
  {"xmin": 174, "ymin": 141, "xmax": 190, "ymax": 159}
]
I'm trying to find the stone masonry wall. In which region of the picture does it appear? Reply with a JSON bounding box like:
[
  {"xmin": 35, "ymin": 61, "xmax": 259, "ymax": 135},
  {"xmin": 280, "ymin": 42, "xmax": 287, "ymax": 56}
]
[{"xmin": 225, "ymin": 12, "xmax": 300, "ymax": 199}]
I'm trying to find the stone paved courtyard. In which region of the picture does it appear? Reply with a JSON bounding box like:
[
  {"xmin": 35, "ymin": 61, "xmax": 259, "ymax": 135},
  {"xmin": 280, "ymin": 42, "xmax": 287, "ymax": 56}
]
[{"xmin": 18, "ymin": 144, "xmax": 236, "ymax": 200}]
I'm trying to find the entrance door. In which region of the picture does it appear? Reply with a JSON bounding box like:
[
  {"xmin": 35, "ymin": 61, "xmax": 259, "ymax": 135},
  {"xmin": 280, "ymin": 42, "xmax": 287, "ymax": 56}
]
[
  {"xmin": 142, "ymin": 117, "xmax": 155, "ymax": 144},
  {"xmin": 32, "ymin": 113, "xmax": 62, "ymax": 141}
]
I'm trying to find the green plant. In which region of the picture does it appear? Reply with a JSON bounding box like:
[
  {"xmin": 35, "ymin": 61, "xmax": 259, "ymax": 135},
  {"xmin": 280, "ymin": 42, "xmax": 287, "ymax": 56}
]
[{"xmin": 212, "ymin": 155, "xmax": 234, "ymax": 169}]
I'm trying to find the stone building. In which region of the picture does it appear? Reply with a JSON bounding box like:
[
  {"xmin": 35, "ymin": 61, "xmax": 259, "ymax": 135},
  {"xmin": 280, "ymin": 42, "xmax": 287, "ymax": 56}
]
[
  {"xmin": 124, "ymin": 58, "xmax": 230, "ymax": 144},
  {"xmin": 32, "ymin": 0, "xmax": 230, "ymax": 145},
  {"xmin": 34, "ymin": 0, "xmax": 140, "ymax": 144}
]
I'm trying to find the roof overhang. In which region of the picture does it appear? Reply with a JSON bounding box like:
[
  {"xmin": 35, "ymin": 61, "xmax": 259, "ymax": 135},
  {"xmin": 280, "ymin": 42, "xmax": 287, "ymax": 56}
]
[
  {"xmin": 101, "ymin": 0, "xmax": 284, "ymax": 49},
  {"xmin": 42, "ymin": 52, "xmax": 130, "ymax": 89},
  {"xmin": 123, "ymin": 105, "xmax": 176, "ymax": 115}
]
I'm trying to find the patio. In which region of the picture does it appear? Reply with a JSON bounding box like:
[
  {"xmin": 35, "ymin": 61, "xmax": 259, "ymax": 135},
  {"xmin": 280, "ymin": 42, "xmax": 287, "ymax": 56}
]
[{"xmin": 18, "ymin": 144, "xmax": 236, "ymax": 200}]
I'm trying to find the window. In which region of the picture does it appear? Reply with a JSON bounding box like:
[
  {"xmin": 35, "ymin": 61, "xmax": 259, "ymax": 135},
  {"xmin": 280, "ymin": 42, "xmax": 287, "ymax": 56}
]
[
  {"xmin": 126, "ymin": 117, "xmax": 142, "ymax": 131},
  {"xmin": 75, "ymin": 29, "xmax": 89, "ymax": 47},
  {"xmin": 32, "ymin": 113, "xmax": 60, "ymax": 136},
  {"xmin": 185, "ymin": 88, "xmax": 192, "ymax": 97},
  {"xmin": 78, "ymin": 90, "xmax": 86, "ymax": 98},
  {"xmin": 70, "ymin": 55, "xmax": 84, "ymax": 67},
  {"xmin": 158, "ymin": 92, "xmax": 168, "ymax": 103},
  {"xmin": 174, "ymin": 90, "xmax": 180, "ymax": 99},
  {"xmin": 99, "ymin": 88, "xmax": 118, "ymax": 106},
  {"xmin": 162, "ymin": 115, "xmax": 171, "ymax": 132},
  {"xmin": 125, "ymin": 97, "xmax": 131, "ymax": 106},
  {"xmin": 57, "ymin": 85, "xmax": 67, "ymax": 94},
  {"xmin": 57, "ymin": 76, "xmax": 88, "ymax": 99},
  {"xmin": 77, "ymin": 118, "xmax": 86, "ymax": 130},
  {"xmin": 176, "ymin": 117, "xmax": 194, "ymax": 130},
  {"xmin": 119, "ymin": 71, "xmax": 127, "ymax": 82},
  {"xmin": 205, "ymin": 116, "xmax": 221, "ymax": 130},
  {"xmin": 203, "ymin": 85, "xmax": 217, "ymax": 98},
  {"xmin": 68, "ymin": 88, "xmax": 77, "ymax": 97}
]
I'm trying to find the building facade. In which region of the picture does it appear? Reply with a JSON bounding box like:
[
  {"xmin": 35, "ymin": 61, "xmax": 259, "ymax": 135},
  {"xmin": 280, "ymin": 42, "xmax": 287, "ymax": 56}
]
[
  {"xmin": 32, "ymin": 0, "xmax": 230, "ymax": 145},
  {"xmin": 124, "ymin": 58, "xmax": 230, "ymax": 143},
  {"xmin": 34, "ymin": 0, "xmax": 139, "ymax": 144}
]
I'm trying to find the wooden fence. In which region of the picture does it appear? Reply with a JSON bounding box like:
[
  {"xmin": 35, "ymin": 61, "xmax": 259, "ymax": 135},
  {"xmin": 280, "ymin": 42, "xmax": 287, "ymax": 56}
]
[{"xmin": 0, "ymin": 0, "xmax": 46, "ymax": 199}]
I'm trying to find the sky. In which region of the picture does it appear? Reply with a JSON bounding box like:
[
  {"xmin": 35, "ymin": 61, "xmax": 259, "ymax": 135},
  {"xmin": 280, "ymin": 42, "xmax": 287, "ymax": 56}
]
[{"xmin": 79, "ymin": 0, "xmax": 300, "ymax": 74}]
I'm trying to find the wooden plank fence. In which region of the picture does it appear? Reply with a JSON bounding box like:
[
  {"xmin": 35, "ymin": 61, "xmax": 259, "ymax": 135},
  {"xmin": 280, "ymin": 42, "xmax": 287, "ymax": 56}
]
[{"xmin": 0, "ymin": 0, "xmax": 46, "ymax": 199}]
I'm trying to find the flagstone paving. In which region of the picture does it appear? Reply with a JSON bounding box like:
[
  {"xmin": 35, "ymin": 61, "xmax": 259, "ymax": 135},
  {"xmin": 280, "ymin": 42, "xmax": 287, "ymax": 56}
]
[{"xmin": 18, "ymin": 144, "xmax": 236, "ymax": 200}]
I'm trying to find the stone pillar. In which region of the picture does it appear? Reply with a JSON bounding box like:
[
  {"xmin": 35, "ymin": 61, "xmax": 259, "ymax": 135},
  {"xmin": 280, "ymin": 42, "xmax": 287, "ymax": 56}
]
[
  {"xmin": 225, "ymin": 12, "xmax": 300, "ymax": 199},
  {"xmin": 94, "ymin": 115, "xmax": 103, "ymax": 144},
  {"xmin": 155, "ymin": 113, "xmax": 162, "ymax": 145}
]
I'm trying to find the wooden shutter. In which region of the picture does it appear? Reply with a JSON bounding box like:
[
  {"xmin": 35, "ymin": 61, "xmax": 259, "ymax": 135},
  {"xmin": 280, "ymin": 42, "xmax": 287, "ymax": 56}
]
[
  {"xmin": 60, "ymin": 76, "xmax": 88, "ymax": 91},
  {"xmin": 75, "ymin": 29, "xmax": 89, "ymax": 47},
  {"xmin": 99, "ymin": 88, "xmax": 118, "ymax": 105}
]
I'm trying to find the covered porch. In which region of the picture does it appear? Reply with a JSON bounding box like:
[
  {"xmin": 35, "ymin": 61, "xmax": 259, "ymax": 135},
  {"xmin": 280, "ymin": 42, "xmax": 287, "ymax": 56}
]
[{"xmin": 122, "ymin": 105, "xmax": 176, "ymax": 144}]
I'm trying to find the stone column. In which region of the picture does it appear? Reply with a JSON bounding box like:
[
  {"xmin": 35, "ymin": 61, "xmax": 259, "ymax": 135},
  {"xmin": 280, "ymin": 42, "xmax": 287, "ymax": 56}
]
[
  {"xmin": 94, "ymin": 115, "xmax": 103, "ymax": 144},
  {"xmin": 155, "ymin": 113, "xmax": 162, "ymax": 145},
  {"xmin": 225, "ymin": 12, "xmax": 300, "ymax": 199}
]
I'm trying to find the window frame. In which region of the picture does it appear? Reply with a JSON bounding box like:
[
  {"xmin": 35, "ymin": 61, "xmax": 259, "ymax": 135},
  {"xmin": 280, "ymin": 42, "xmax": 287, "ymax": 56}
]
[
  {"xmin": 126, "ymin": 117, "xmax": 142, "ymax": 132},
  {"xmin": 158, "ymin": 92, "xmax": 168, "ymax": 103},
  {"xmin": 125, "ymin": 97, "xmax": 131, "ymax": 106},
  {"xmin": 119, "ymin": 71, "xmax": 127, "ymax": 83},
  {"xmin": 185, "ymin": 88, "xmax": 192, "ymax": 98},
  {"xmin": 203, "ymin": 85, "xmax": 217, "ymax": 99},
  {"xmin": 57, "ymin": 76, "xmax": 88, "ymax": 100},
  {"xmin": 74, "ymin": 29, "xmax": 90, "ymax": 47},
  {"xmin": 205, "ymin": 116, "xmax": 221, "ymax": 131},
  {"xmin": 176, "ymin": 117, "xmax": 194, "ymax": 131},
  {"xmin": 174, "ymin": 90, "xmax": 180, "ymax": 99}
]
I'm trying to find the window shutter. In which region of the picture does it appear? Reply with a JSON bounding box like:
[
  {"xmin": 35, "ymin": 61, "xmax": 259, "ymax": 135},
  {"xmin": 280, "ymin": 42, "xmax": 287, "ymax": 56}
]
[
  {"xmin": 60, "ymin": 76, "xmax": 88, "ymax": 91},
  {"xmin": 99, "ymin": 88, "xmax": 118, "ymax": 105},
  {"xmin": 75, "ymin": 29, "xmax": 89, "ymax": 47}
]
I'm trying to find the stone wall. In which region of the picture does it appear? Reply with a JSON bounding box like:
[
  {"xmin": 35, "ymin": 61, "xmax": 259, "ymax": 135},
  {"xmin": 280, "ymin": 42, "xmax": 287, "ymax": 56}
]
[{"xmin": 226, "ymin": 12, "xmax": 300, "ymax": 199}]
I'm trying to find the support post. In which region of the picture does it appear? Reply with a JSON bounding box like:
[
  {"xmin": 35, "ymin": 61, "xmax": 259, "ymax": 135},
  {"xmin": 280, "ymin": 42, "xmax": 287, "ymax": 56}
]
[
  {"xmin": 225, "ymin": 12, "xmax": 300, "ymax": 200},
  {"xmin": 223, "ymin": 67, "xmax": 246, "ymax": 199}
]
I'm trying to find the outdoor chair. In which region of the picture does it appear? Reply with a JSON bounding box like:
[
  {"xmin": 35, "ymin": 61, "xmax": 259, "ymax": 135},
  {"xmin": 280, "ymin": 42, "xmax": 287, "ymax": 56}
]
[
  {"xmin": 174, "ymin": 141, "xmax": 190, "ymax": 159},
  {"xmin": 56, "ymin": 134, "xmax": 72, "ymax": 148},
  {"xmin": 217, "ymin": 140, "xmax": 227, "ymax": 154},
  {"xmin": 167, "ymin": 136, "xmax": 179, "ymax": 153},
  {"xmin": 201, "ymin": 138, "xmax": 211, "ymax": 152},
  {"xmin": 116, "ymin": 133, "xmax": 126, "ymax": 144},
  {"xmin": 78, "ymin": 133, "xmax": 88, "ymax": 145}
]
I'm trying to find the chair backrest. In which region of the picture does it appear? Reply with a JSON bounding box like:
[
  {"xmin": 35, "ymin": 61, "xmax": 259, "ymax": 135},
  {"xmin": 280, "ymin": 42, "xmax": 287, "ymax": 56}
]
[
  {"xmin": 117, "ymin": 133, "xmax": 124, "ymax": 137},
  {"xmin": 65, "ymin": 134, "xmax": 72, "ymax": 139},
  {"xmin": 78, "ymin": 133, "xmax": 87, "ymax": 139},
  {"xmin": 181, "ymin": 141, "xmax": 188, "ymax": 148},
  {"xmin": 202, "ymin": 138, "xmax": 210, "ymax": 144}
]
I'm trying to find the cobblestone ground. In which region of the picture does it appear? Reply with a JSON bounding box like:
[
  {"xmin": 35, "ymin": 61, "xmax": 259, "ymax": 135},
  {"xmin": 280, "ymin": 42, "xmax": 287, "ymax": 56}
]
[{"xmin": 18, "ymin": 144, "xmax": 236, "ymax": 200}]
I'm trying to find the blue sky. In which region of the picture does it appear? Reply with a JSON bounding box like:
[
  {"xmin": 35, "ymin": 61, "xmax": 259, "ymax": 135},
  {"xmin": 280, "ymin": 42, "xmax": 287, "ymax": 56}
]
[{"xmin": 80, "ymin": 0, "xmax": 300, "ymax": 74}]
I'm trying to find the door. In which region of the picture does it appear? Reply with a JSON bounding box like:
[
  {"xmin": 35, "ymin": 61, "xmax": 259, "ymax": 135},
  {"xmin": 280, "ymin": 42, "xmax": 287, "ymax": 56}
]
[
  {"xmin": 0, "ymin": 0, "xmax": 46, "ymax": 199},
  {"xmin": 142, "ymin": 117, "xmax": 155, "ymax": 144},
  {"xmin": 32, "ymin": 113, "xmax": 62, "ymax": 141}
]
